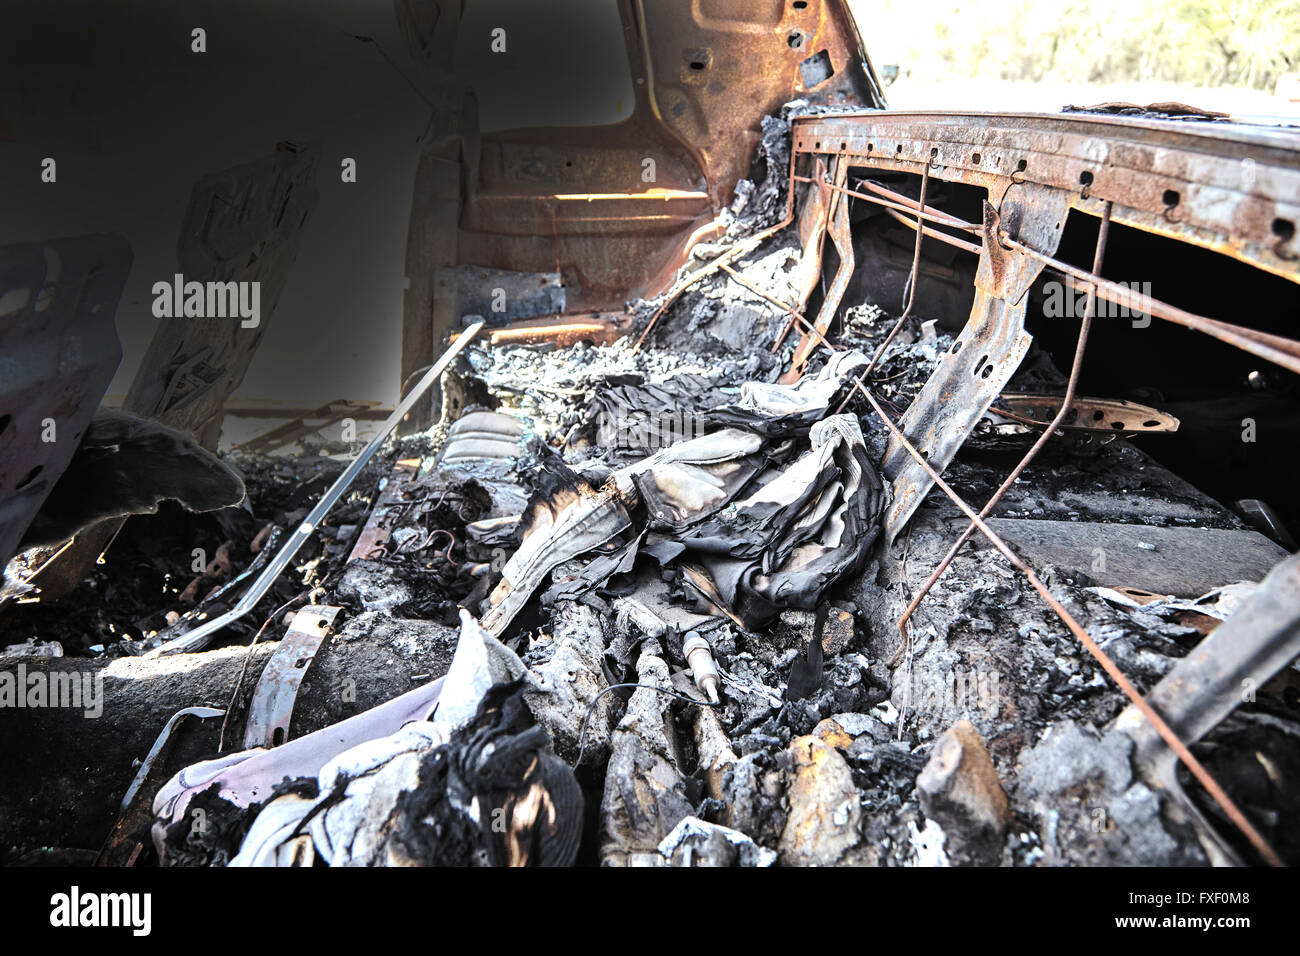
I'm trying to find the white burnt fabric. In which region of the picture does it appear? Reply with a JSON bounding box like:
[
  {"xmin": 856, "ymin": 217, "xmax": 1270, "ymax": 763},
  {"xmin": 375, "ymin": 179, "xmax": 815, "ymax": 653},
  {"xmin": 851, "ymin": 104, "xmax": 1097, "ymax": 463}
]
[{"xmin": 483, "ymin": 351, "xmax": 885, "ymax": 634}]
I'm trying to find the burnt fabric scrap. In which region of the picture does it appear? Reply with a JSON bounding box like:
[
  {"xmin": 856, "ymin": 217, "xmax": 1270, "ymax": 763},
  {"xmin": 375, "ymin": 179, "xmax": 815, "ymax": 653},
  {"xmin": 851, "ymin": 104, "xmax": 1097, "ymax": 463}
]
[
  {"xmin": 673, "ymin": 416, "xmax": 881, "ymax": 629},
  {"xmin": 157, "ymin": 613, "xmax": 581, "ymax": 867},
  {"xmin": 585, "ymin": 374, "xmax": 726, "ymax": 458},
  {"xmin": 480, "ymin": 350, "xmax": 884, "ymax": 635}
]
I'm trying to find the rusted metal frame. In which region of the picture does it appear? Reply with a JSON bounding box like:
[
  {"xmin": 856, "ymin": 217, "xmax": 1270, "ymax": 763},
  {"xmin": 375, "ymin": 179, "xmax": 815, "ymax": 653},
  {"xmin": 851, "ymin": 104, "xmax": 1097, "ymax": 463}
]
[
  {"xmin": 791, "ymin": 112, "xmax": 1300, "ymax": 281},
  {"xmin": 855, "ymin": 383, "xmax": 1283, "ymax": 867},
  {"xmin": 764, "ymin": 204, "xmax": 1284, "ymax": 866},
  {"xmin": 633, "ymin": 151, "xmax": 799, "ymax": 351},
  {"xmin": 899, "ymin": 201, "xmax": 1113, "ymax": 635},
  {"xmin": 840, "ymin": 169, "xmax": 1300, "ymax": 379},
  {"xmin": 782, "ymin": 158, "xmax": 855, "ymax": 382},
  {"xmin": 884, "ymin": 203, "xmax": 1300, "ymax": 377},
  {"xmin": 243, "ymin": 605, "xmax": 341, "ymax": 749},
  {"xmin": 880, "ymin": 191, "xmax": 1073, "ymax": 542}
]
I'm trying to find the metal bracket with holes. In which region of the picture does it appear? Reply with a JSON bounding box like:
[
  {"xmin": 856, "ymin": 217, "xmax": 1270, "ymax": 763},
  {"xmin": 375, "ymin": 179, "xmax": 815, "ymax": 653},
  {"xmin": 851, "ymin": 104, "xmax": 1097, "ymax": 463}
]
[
  {"xmin": 243, "ymin": 605, "xmax": 341, "ymax": 749},
  {"xmin": 881, "ymin": 191, "xmax": 1071, "ymax": 541}
]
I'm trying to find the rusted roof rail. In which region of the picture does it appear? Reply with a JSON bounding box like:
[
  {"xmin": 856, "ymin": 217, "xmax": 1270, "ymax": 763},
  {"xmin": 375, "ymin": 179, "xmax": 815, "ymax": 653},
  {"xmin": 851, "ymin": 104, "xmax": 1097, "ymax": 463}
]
[{"xmin": 791, "ymin": 111, "xmax": 1300, "ymax": 281}]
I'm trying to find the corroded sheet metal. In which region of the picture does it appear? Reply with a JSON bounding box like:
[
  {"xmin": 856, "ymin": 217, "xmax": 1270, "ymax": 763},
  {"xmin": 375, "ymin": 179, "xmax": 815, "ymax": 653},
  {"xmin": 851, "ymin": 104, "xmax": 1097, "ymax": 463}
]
[
  {"xmin": 792, "ymin": 111, "xmax": 1300, "ymax": 282},
  {"xmin": 990, "ymin": 394, "xmax": 1180, "ymax": 433}
]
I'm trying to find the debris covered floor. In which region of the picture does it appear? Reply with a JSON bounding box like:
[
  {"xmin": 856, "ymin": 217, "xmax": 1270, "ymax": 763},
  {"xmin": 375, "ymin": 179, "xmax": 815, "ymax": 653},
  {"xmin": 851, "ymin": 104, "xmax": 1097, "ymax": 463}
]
[
  {"xmin": 3, "ymin": 309, "xmax": 1297, "ymax": 866},
  {"xmin": 4, "ymin": 101, "xmax": 1299, "ymax": 868}
]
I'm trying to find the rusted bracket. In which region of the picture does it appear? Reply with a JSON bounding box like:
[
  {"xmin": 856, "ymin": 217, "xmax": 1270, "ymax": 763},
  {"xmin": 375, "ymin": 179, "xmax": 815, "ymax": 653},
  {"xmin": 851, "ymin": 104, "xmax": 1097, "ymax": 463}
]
[
  {"xmin": 881, "ymin": 190, "xmax": 1072, "ymax": 541},
  {"xmin": 989, "ymin": 394, "xmax": 1180, "ymax": 433},
  {"xmin": 773, "ymin": 157, "xmax": 835, "ymax": 352},
  {"xmin": 347, "ymin": 458, "xmax": 421, "ymax": 562},
  {"xmin": 243, "ymin": 605, "xmax": 341, "ymax": 749},
  {"xmin": 782, "ymin": 156, "xmax": 854, "ymax": 383}
]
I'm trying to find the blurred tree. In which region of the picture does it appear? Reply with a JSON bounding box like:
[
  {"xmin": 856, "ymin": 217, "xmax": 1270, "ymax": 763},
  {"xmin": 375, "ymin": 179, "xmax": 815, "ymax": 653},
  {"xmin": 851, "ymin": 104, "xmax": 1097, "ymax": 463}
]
[{"xmin": 858, "ymin": 0, "xmax": 1300, "ymax": 91}]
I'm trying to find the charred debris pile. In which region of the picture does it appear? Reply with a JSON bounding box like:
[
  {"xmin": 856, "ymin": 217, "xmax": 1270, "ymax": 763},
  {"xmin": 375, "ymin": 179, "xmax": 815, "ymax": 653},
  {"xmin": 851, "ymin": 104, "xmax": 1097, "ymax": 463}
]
[{"xmin": 3, "ymin": 110, "xmax": 1299, "ymax": 869}]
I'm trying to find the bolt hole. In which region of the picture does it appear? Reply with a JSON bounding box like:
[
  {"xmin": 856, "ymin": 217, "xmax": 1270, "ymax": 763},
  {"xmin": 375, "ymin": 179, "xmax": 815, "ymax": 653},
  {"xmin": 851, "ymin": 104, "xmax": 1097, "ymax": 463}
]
[
  {"xmin": 930, "ymin": 147, "xmax": 938, "ymax": 158},
  {"xmin": 1016, "ymin": 159, "xmax": 1028, "ymax": 172},
  {"xmin": 1110, "ymin": 421, "xmax": 1125, "ymax": 430},
  {"xmin": 793, "ymin": 0, "xmax": 808, "ymax": 7},
  {"xmin": 1163, "ymin": 189, "xmax": 1180, "ymax": 207},
  {"xmin": 1143, "ymin": 420, "xmax": 1160, "ymax": 428},
  {"xmin": 787, "ymin": 31, "xmax": 803, "ymax": 49},
  {"xmin": 971, "ymin": 152, "xmax": 981, "ymax": 164},
  {"xmin": 981, "ymin": 365, "xmax": 993, "ymax": 379},
  {"xmin": 1079, "ymin": 170, "xmax": 1093, "ymax": 186},
  {"xmin": 689, "ymin": 60, "xmax": 707, "ymax": 71},
  {"xmin": 951, "ymin": 340, "xmax": 962, "ymax": 354},
  {"xmin": 1092, "ymin": 410, "xmax": 1105, "ymax": 421},
  {"xmin": 1273, "ymin": 218, "xmax": 1296, "ymax": 241}
]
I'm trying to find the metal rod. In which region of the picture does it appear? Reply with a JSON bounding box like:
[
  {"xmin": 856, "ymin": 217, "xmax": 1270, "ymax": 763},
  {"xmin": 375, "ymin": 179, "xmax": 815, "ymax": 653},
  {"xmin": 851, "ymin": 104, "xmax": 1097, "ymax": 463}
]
[
  {"xmin": 856, "ymin": 383, "xmax": 1284, "ymax": 867},
  {"xmin": 795, "ymin": 175, "xmax": 979, "ymax": 233},
  {"xmin": 843, "ymin": 184, "xmax": 1300, "ymax": 377},
  {"xmin": 859, "ymin": 163, "xmax": 931, "ymax": 390},
  {"xmin": 146, "ymin": 321, "xmax": 486, "ymax": 658},
  {"xmin": 1001, "ymin": 233, "xmax": 1300, "ymax": 376},
  {"xmin": 717, "ymin": 262, "xmax": 808, "ymax": 334},
  {"xmin": 883, "ymin": 206, "xmax": 983, "ymax": 255}
]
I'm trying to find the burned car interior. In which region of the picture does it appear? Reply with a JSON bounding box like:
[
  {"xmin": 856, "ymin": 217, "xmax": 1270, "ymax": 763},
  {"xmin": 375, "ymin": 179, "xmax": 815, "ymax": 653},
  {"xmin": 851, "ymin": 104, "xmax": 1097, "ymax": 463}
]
[{"xmin": 2, "ymin": 0, "xmax": 1300, "ymax": 883}]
